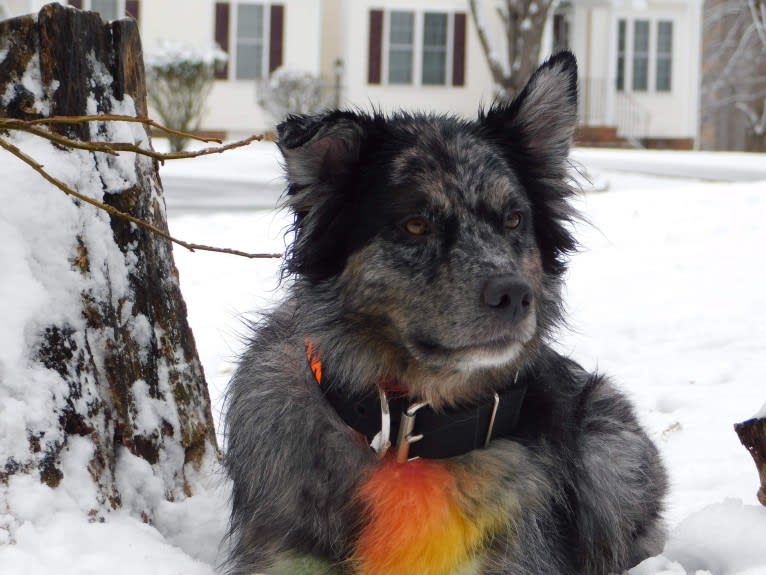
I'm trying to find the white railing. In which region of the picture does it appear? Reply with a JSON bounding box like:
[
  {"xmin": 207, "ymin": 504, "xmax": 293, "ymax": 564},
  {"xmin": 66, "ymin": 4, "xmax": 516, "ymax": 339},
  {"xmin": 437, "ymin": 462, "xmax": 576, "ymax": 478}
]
[{"xmin": 579, "ymin": 77, "xmax": 650, "ymax": 146}]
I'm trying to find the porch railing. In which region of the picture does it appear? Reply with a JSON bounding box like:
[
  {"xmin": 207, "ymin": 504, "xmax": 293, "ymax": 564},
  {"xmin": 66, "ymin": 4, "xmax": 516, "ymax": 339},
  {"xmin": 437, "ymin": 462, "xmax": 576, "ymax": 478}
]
[{"xmin": 579, "ymin": 76, "xmax": 650, "ymax": 145}]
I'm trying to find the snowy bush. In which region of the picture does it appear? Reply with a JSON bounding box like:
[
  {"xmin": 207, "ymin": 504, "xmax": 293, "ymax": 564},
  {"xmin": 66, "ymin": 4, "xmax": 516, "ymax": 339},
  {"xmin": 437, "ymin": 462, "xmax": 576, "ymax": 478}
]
[
  {"xmin": 145, "ymin": 41, "xmax": 227, "ymax": 151},
  {"xmin": 259, "ymin": 68, "xmax": 330, "ymax": 123}
]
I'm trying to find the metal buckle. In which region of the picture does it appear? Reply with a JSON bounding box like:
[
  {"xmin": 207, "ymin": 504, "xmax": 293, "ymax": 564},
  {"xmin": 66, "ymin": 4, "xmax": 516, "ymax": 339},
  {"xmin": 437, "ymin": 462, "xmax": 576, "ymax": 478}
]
[
  {"xmin": 370, "ymin": 389, "xmax": 391, "ymax": 458},
  {"xmin": 395, "ymin": 401, "xmax": 428, "ymax": 463},
  {"xmin": 484, "ymin": 392, "xmax": 500, "ymax": 448},
  {"xmin": 484, "ymin": 372, "xmax": 517, "ymax": 448}
]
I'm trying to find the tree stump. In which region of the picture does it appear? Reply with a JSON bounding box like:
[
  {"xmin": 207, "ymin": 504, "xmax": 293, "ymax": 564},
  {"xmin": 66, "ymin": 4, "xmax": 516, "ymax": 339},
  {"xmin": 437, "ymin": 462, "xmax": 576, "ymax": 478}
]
[
  {"xmin": 0, "ymin": 3, "xmax": 217, "ymax": 519},
  {"xmin": 734, "ymin": 417, "xmax": 766, "ymax": 506}
]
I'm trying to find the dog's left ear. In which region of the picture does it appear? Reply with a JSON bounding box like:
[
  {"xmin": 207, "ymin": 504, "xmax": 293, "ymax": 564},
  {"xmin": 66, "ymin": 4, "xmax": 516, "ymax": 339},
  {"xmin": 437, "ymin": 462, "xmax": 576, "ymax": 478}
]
[
  {"xmin": 481, "ymin": 51, "xmax": 578, "ymax": 179},
  {"xmin": 277, "ymin": 111, "xmax": 367, "ymax": 281},
  {"xmin": 278, "ymin": 111, "xmax": 364, "ymax": 189}
]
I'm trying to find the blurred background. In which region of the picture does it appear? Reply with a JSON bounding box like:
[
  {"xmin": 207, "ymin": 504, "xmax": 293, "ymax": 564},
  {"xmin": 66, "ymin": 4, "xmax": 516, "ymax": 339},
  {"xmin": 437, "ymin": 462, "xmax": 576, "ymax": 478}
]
[{"xmin": 2, "ymin": 0, "xmax": 765, "ymax": 152}]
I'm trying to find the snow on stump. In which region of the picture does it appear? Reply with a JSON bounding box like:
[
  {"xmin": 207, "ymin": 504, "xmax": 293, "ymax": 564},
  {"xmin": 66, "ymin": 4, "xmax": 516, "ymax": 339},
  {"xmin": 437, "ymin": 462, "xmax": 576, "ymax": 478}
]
[
  {"xmin": 0, "ymin": 2, "xmax": 218, "ymax": 522},
  {"xmin": 734, "ymin": 416, "xmax": 766, "ymax": 507}
]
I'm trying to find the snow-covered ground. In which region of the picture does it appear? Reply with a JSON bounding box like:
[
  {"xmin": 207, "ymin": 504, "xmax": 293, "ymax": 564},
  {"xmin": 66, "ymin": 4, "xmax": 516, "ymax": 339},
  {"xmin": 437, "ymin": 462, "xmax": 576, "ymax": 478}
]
[{"xmin": 2, "ymin": 142, "xmax": 766, "ymax": 574}]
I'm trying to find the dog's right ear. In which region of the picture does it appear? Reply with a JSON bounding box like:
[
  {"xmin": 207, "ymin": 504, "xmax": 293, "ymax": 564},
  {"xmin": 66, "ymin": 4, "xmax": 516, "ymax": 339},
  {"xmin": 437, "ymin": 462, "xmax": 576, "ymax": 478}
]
[
  {"xmin": 277, "ymin": 111, "xmax": 366, "ymax": 282},
  {"xmin": 277, "ymin": 111, "xmax": 364, "ymax": 189}
]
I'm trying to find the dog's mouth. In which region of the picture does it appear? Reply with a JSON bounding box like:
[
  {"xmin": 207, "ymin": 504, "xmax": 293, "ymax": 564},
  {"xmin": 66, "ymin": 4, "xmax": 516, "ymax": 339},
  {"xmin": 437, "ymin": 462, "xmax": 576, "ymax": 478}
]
[
  {"xmin": 408, "ymin": 332, "xmax": 531, "ymax": 370},
  {"xmin": 415, "ymin": 336, "xmax": 516, "ymax": 354}
]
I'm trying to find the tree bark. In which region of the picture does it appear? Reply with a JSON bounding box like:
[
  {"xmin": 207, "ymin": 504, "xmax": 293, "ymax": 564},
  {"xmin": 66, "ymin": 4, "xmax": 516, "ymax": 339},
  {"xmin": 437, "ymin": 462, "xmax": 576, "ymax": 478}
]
[
  {"xmin": 467, "ymin": 0, "xmax": 554, "ymax": 100},
  {"xmin": 734, "ymin": 417, "xmax": 766, "ymax": 506},
  {"xmin": 0, "ymin": 3, "xmax": 217, "ymax": 518}
]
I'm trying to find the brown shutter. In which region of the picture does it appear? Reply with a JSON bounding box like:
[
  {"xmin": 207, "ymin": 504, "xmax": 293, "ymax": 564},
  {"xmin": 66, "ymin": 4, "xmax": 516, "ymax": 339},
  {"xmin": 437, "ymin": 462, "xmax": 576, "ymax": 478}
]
[
  {"xmin": 368, "ymin": 9, "xmax": 383, "ymax": 84},
  {"xmin": 214, "ymin": 2, "xmax": 230, "ymax": 79},
  {"xmin": 452, "ymin": 12, "xmax": 466, "ymax": 87},
  {"xmin": 125, "ymin": 0, "xmax": 139, "ymax": 21},
  {"xmin": 69, "ymin": 0, "xmax": 83, "ymax": 8},
  {"xmin": 269, "ymin": 4, "xmax": 284, "ymax": 74}
]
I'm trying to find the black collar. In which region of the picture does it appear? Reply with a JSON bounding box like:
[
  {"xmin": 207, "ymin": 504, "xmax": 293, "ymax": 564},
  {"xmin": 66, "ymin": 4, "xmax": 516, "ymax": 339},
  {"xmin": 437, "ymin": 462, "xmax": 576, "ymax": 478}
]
[{"xmin": 317, "ymin": 370, "xmax": 528, "ymax": 461}]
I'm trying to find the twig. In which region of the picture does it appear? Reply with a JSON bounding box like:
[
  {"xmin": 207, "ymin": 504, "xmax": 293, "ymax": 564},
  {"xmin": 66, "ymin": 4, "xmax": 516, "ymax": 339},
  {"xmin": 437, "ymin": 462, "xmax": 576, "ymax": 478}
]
[
  {"xmin": 26, "ymin": 113, "xmax": 222, "ymax": 144},
  {"xmin": 0, "ymin": 136, "xmax": 282, "ymax": 259},
  {"xmin": 1, "ymin": 118, "xmax": 263, "ymax": 161}
]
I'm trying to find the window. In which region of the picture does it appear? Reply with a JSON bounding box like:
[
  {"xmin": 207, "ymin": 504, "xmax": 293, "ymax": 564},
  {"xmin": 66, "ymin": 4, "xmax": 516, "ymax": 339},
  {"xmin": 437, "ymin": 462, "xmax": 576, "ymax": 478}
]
[
  {"xmin": 388, "ymin": 11, "xmax": 414, "ymax": 84},
  {"xmin": 68, "ymin": 0, "xmax": 131, "ymax": 19},
  {"xmin": 616, "ymin": 19, "xmax": 626, "ymax": 92},
  {"xmin": 213, "ymin": 2, "xmax": 284, "ymax": 81},
  {"xmin": 616, "ymin": 18, "xmax": 672, "ymax": 93},
  {"xmin": 91, "ymin": 0, "xmax": 118, "ymax": 20},
  {"xmin": 422, "ymin": 13, "xmax": 448, "ymax": 85},
  {"xmin": 236, "ymin": 4, "xmax": 265, "ymax": 79},
  {"xmin": 368, "ymin": 9, "xmax": 465, "ymax": 87},
  {"xmin": 656, "ymin": 21, "xmax": 673, "ymax": 92},
  {"xmin": 632, "ymin": 20, "xmax": 649, "ymax": 92}
]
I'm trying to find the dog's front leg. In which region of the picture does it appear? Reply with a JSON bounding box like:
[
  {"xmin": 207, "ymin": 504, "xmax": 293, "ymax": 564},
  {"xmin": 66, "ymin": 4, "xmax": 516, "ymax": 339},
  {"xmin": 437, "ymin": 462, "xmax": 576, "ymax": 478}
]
[
  {"xmin": 564, "ymin": 373, "xmax": 668, "ymax": 573},
  {"xmin": 467, "ymin": 377, "xmax": 667, "ymax": 575},
  {"xmin": 225, "ymin": 331, "xmax": 376, "ymax": 574}
]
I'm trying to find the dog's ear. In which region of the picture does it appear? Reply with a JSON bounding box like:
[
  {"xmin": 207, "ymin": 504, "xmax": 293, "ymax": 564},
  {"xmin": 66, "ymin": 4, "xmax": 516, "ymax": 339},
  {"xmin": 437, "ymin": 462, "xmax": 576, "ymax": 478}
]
[
  {"xmin": 481, "ymin": 52, "xmax": 579, "ymax": 277},
  {"xmin": 481, "ymin": 51, "xmax": 578, "ymax": 179},
  {"xmin": 277, "ymin": 111, "xmax": 367, "ymax": 282},
  {"xmin": 278, "ymin": 111, "xmax": 364, "ymax": 189}
]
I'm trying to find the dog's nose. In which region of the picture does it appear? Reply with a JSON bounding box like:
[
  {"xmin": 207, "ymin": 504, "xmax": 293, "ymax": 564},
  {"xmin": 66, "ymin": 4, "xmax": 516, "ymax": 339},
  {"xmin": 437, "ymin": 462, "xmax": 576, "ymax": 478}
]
[{"xmin": 481, "ymin": 275, "xmax": 533, "ymax": 322}]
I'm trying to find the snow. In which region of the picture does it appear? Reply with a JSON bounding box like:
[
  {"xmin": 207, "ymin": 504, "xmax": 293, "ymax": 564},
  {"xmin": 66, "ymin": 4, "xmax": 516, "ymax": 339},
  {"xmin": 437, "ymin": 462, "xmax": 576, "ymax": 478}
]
[
  {"xmin": 2, "ymin": 139, "xmax": 766, "ymax": 574},
  {"xmin": 520, "ymin": 17, "xmax": 532, "ymax": 31},
  {"xmin": 144, "ymin": 39, "xmax": 227, "ymax": 69}
]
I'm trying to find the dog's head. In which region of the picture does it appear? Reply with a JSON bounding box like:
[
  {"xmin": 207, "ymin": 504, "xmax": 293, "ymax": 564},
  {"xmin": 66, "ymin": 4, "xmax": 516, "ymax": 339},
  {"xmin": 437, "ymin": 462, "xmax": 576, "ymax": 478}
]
[{"xmin": 278, "ymin": 53, "xmax": 578, "ymax": 387}]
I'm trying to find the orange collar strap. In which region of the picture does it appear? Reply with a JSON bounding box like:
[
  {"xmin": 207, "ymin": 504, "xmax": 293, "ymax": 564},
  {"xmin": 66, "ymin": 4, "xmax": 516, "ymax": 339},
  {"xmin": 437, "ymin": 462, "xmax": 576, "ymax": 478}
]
[{"xmin": 305, "ymin": 339, "xmax": 322, "ymax": 384}]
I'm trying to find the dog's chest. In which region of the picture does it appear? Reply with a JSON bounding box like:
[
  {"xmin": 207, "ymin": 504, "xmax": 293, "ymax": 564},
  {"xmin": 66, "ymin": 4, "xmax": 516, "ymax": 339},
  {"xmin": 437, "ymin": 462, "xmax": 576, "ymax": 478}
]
[{"xmin": 353, "ymin": 457, "xmax": 500, "ymax": 575}]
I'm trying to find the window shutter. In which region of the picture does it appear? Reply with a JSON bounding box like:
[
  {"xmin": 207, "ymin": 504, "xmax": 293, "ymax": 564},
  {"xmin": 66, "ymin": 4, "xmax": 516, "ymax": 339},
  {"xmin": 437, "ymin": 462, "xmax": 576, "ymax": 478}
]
[
  {"xmin": 452, "ymin": 12, "xmax": 466, "ymax": 87},
  {"xmin": 214, "ymin": 2, "xmax": 230, "ymax": 79},
  {"xmin": 69, "ymin": 0, "xmax": 83, "ymax": 8},
  {"xmin": 269, "ymin": 4, "xmax": 284, "ymax": 74},
  {"xmin": 125, "ymin": 0, "xmax": 139, "ymax": 21},
  {"xmin": 368, "ymin": 9, "xmax": 383, "ymax": 84}
]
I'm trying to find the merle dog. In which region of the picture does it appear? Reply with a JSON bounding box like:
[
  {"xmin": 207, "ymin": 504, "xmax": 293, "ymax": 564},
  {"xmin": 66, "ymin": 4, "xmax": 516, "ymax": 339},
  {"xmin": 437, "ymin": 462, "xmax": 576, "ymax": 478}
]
[{"xmin": 224, "ymin": 52, "xmax": 667, "ymax": 575}]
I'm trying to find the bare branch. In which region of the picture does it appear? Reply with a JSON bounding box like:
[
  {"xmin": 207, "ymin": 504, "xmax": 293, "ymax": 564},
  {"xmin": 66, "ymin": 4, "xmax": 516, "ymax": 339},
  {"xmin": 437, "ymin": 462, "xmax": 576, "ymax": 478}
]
[
  {"xmin": 468, "ymin": 0, "xmax": 509, "ymax": 91},
  {"xmin": 1, "ymin": 118, "xmax": 264, "ymax": 164},
  {"xmin": 748, "ymin": 0, "xmax": 766, "ymax": 49},
  {"xmin": 27, "ymin": 114, "xmax": 223, "ymax": 145},
  {"xmin": 736, "ymin": 100, "xmax": 766, "ymax": 135},
  {"xmin": 0, "ymin": 135, "xmax": 282, "ymax": 260}
]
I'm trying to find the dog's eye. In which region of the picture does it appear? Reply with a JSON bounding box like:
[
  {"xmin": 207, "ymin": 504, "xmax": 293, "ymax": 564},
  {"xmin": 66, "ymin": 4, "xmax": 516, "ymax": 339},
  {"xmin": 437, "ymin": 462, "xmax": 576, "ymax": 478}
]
[
  {"xmin": 505, "ymin": 211, "xmax": 523, "ymax": 230},
  {"xmin": 403, "ymin": 216, "xmax": 431, "ymax": 236}
]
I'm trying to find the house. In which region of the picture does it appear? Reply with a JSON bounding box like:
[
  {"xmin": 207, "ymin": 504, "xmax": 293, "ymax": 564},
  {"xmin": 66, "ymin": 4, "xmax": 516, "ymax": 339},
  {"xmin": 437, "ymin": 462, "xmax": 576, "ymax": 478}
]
[
  {"xmin": 321, "ymin": 0, "xmax": 494, "ymax": 124},
  {"xmin": 555, "ymin": 0, "xmax": 703, "ymax": 149},
  {"xmin": 2, "ymin": 0, "xmax": 703, "ymax": 148}
]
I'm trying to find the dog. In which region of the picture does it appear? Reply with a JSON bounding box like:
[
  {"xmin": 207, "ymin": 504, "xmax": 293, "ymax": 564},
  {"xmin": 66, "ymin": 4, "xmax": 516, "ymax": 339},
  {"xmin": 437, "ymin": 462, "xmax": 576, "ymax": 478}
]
[{"xmin": 223, "ymin": 52, "xmax": 667, "ymax": 575}]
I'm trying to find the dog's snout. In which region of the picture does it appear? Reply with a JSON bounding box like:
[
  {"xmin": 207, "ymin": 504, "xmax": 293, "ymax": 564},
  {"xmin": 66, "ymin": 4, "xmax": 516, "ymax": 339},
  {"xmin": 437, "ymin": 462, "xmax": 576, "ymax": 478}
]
[{"xmin": 481, "ymin": 275, "xmax": 533, "ymax": 320}]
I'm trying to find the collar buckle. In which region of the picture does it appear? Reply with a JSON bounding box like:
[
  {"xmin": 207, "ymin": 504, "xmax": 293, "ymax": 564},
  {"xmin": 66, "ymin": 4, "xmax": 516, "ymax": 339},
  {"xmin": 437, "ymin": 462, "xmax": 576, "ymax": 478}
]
[
  {"xmin": 370, "ymin": 389, "xmax": 392, "ymax": 458},
  {"xmin": 395, "ymin": 401, "xmax": 429, "ymax": 463},
  {"xmin": 484, "ymin": 392, "xmax": 501, "ymax": 447}
]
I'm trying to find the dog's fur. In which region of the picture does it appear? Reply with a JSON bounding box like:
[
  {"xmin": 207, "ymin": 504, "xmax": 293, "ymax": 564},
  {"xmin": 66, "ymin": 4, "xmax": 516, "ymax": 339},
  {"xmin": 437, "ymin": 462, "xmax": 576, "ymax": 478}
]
[{"xmin": 224, "ymin": 52, "xmax": 667, "ymax": 575}]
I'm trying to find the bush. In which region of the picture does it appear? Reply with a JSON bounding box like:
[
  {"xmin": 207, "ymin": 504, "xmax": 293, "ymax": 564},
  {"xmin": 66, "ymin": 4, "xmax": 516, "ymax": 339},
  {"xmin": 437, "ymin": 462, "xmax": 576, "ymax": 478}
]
[
  {"xmin": 259, "ymin": 68, "xmax": 330, "ymax": 123},
  {"xmin": 145, "ymin": 41, "xmax": 227, "ymax": 152}
]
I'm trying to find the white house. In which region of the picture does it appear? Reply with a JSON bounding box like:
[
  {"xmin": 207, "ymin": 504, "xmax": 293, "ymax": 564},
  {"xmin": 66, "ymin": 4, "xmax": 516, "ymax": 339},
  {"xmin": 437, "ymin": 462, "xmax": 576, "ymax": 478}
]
[
  {"xmin": 555, "ymin": 0, "xmax": 702, "ymax": 148},
  {"xmin": 322, "ymin": 0, "xmax": 495, "ymax": 121},
  {"xmin": 1, "ymin": 0, "xmax": 703, "ymax": 147}
]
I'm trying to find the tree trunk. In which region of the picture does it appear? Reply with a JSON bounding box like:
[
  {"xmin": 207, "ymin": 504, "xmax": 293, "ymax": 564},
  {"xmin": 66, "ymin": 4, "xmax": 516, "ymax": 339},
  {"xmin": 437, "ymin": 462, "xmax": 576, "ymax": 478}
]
[
  {"xmin": 468, "ymin": 0, "xmax": 554, "ymax": 100},
  {"xmin": 734, "ymin": 417, "xmax": 766, "ymax": 506},
  {"xmin": 0, "ymin": 2, "xmax": 217, "ymax": 519}
]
